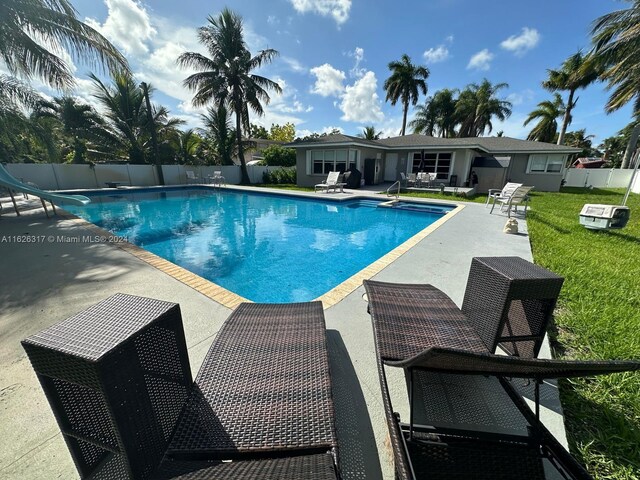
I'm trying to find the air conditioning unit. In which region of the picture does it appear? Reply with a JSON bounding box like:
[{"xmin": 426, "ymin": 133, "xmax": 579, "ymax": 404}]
[{"xmin": 579, "ymin": 204, "xmax": 630, "ymax": 230}]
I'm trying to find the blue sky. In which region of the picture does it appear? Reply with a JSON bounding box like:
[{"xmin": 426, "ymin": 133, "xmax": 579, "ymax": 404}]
[{"xmin": 43, "ymin": 0, "xmax": 636, "ymax": 143}]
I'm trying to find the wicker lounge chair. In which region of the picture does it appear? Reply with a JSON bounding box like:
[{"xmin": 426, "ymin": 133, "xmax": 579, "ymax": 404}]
[
  {"xmin": 363, "ymin": 278, "xmax": 640, "ymax": 480},
  {"xmin": 23, "ymin": 297, "xmax": 339, "ymax": 479}
]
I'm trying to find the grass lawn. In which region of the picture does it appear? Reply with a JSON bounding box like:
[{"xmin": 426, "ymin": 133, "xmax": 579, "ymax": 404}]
[{"xmin": 527, "ymin": 188, "xmax": 640, "ymax": 479}]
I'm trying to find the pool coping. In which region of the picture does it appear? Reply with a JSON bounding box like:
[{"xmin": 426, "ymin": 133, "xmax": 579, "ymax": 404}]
[{"xmin": 58, "ymin": 185, "xmax": 465, "ymax": 309}]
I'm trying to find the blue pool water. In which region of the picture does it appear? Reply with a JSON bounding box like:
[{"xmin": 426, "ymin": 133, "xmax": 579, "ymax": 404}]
[{"xmin": 64, "ymin": 188, "xmax": 454, "ymax": 303}]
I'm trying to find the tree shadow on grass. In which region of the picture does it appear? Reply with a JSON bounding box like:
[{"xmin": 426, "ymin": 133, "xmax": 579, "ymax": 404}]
[
  {"xmin": 527, "ymin": 212, "xmax": 572, "ymax": 235},
  {"xmin": 326, "ymin": 329, "xmax": 382, "ymax": 480}
]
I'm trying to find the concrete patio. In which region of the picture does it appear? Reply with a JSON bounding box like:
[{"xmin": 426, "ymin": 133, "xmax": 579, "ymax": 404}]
[{"xmin": 0, "ymin": 186, "xmax": 565, "ymax": 479}]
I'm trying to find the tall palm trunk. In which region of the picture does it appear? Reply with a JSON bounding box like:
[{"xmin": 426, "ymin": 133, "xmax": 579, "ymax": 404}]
[
  {"xmin": 235, "ymin": 99, "xmax": 250, "ymax": 184},
  {"xmin": 621, "ymin": 123, "xmax": 640, "ymax": 169},
  {"xmin": 401, "ymin": 99, "xmax": 409, "ymax": 135},
  {"xmin": 557, "ymin": 89, "xmax": 575, "ymax": 145},
  {"xmin": 141, "ymin": 82, "xmax": 164, "ymax": 185}
]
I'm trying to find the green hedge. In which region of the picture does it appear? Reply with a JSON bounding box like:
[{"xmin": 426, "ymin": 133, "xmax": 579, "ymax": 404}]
[{"xmin": 262, "ymin": 167, "xmax": 296, "ymax": 184}]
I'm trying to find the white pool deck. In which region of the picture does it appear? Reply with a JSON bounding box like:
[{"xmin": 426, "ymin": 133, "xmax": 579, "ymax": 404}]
[{"xmin": 0, "ymin": 184, "xmax": 566, "ymax": 479}]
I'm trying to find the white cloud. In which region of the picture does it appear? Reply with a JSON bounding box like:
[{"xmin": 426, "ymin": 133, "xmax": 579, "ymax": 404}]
[
  {"xmin": 289, "ymin": 0, "xmax": 351, "ymax": 25},
  {"xmin": 349, "ymin": 47, "xmax": 365, "ymax": 78},
  {"xmin": 85, "ymin": 0, "xmax": 155, "ymax": 55},
  {"xmin": 491, "ymin": 113, "xmax": 530, "ymax": 139},
  {"xmin": 467, "ymin": 49, "xmax": 494, "ymax": 71},
  {"xmin": 507, "ymin": 89, "xmax": 535, "ymax": 106},
  {"xmin": 500, "ymin": 27, "xmax": 540, "ymax": 56},
  {"xmin": 445, "ymin": 35, "xmax": 454, "ymax": 43},
  {"xmin": 296, "ymin": 125, "xmax": 343, "ymax": 138},
  {"xmin": 267, "ymin": 15, "xmax": 278, "ymax": 25},
  {"xmin": 423, "ymin": 45, "xmax": 450, "ymax": 63},
  {"xmin": 310, "ymin": 63, "xmax": 346, "ymax": 96},
  {"xmin": 339, "ymin": 71, "xmax": 384, "ymax": 123},
  {"xmin": 282, "ymin": 57, "xmax": 307, "ymax": 73}
]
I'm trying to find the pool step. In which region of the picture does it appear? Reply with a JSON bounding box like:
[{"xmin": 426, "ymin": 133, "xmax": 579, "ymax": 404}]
[{"xmin": 378, "ymin": 200, "xmax": 399, "ymax": 208}]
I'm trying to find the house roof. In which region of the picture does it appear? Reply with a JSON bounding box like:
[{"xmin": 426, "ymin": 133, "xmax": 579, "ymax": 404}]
[
  {"xmin": 286, "ymin": 133, "xmax": 581, "ymax": 155},
  {"xmin": 287, "ymin": 134, "xmax": 386, "ymax": 148},
  {"xmin": 572, "ymin": 157, "xmax": 606, "ymax": 168}
]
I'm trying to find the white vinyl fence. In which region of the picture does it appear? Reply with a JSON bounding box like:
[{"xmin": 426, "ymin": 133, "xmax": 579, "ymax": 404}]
[
  {"xmin": 563, "ymin": 168, "xmax": 635, "ymax": 189},
  {"xmin": 4, "ymin": 163, "xmax": 271, "ymax": 190}
]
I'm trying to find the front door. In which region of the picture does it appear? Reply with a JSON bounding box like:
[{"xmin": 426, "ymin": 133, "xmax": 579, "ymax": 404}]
[{"xmin": 384, "ymin": 153, "xmax": 398, "ymax": 182}]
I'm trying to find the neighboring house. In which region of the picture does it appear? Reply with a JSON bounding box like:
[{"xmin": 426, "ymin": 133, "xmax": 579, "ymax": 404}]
[
  {"xmin": 232, "ymin": 138, "xmax": 283, "ymax": 166},
  {"xmin": 572, "ymin": 157, "xmax": 607, "ymax": 169},
  {"xmin": 286, "ymin": 134, "xmax": 581, "ymax": 192}
]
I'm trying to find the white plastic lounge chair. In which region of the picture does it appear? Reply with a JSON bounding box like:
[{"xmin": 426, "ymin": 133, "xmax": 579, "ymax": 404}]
[
  {"xmin": 315, "ymin": 171, "xmax": 340, "ymax": 193},
  {"xmin": 490, "ymin": 185, "xmax": 534, "ymax": 218},
  {"xmin": 185, "ymin": 170, "xmax": 200, "ymax": 184},
  {"xmin": 0, "ymin": 164, "xmax": 90, "ymax": 217},
  {"xmin": 486, "ymin": 182, "xmax": 522, "ymax": 207},
  {"xmin": 208, "ymin": 171, "xmax": 225, "ymax": 186}
]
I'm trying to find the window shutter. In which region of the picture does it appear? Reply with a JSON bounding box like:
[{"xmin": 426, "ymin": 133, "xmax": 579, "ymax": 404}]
[{"xmin": 306, "ymin": 150, "xmax": 311, "ymax": 175}]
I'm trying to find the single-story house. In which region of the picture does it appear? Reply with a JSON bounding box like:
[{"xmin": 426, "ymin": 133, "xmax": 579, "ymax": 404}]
[
  {"xmin": 572, "ymin": 157, "xmax": 607, "ymax": 169},
  {"xmin": 286, "ymin": 134, "xmax": 581, "ymax": 192}
]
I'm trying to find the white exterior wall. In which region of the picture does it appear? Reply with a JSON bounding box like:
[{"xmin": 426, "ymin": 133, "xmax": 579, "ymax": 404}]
[{"xmin": 3, "ymin": 163, "xmax": 265, "ymax": 190}]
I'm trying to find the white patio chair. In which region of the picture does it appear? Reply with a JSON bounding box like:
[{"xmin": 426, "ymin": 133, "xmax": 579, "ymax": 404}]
[
  {"xmin": 490, "ymin": 185, "xmax": 534, "ymax": 218},
  {"xmin": 185, "ymin": 170, "xmax": 200, "ymax": 184},
  {"xmin": 407, "ymin": 173, "xmax": 417, "ymax": 187},
  {"xmin": 486, "ymin": 182, "xmax": 522, "ymax": 207},
  {"xmin": 209, "ymin": 171, "xmax": 225, "ymax": 186},
  {"xmin": 315, "ymin": 171, "xmax": 340, "ymax": 193}
]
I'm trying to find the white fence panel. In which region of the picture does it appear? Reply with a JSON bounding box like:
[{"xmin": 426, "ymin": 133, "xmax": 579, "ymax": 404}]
[
  {"xmin": 52, "ymin": 165, "xmax": 98, "ymax": 189},
  {"xmin": 94, "ymin": 165, "xmax": 131, "ymax": 187},
  {"xmin": 4, "ymin": 163, "xmax": 282, "ymax": 189},
  {"xmin": 161, "ymin": 165, "xmax": 183, "ymax": 185},
  {"xmin": 128, "ymin": 165, "xmax": 158, "ymax": 186},
  {"xmin": 563, "ymin": 168, "xmax": 634, "ymax": 188},
  {"xmin": 248, "ymin": 166, "xmax": 268, "ymax": 184},
  {"xmin": 5, "ymin": 163, "xmax": 59, "ymax": 189}
]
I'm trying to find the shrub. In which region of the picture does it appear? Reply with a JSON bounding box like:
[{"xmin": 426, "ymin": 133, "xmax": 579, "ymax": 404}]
[
  {"xmin": 262, "ymin": 145, "xmax": 296, "ymax": 167},
  {"xmin": 262, "ymin": 167, "xmax": 296, "ymax": 184}
]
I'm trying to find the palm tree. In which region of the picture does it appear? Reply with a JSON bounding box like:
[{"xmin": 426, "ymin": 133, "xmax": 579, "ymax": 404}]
[
  {"xmin": 199, "ymin": 105, "xmax": 237, "ymax": 165},
  {"xmin": 523, "ymin": 94, "xmax": 566, "ymax": 143},
  {"xmin": 409, "ymin": 89, "xmax": 458, "ymax": 137},
  {"xmin": 35, "ymin": 96, "xmax": 107, "ymax": 163},
  {"xmin": 384, "ymin": 54, "xmax": 429, "ymax": 136},
  {"xmin": 91, "ymin": 72, "xmax": 183, "ymax": 164},
  {"xmin": 178, "ymin": 9, "xmax": 281, "ymax": 183},
  {"xmin": 542, "ymin": 51, "xmax": 599, "ymax": 146},
  {"xmin": 563, "ymin": 129, "xmax": 597, "ymax": 157},
  {"xmin": 358, "ymin": 126, "xmax": 381, "ymax": 140},
  {"xmin": 456, "ymin": 79, "xmax": 512, "ymax": 137},
  {"xmin": 591, "ymin": 1, "xmax": 640, "ymax": 169},
  {"xmin": 0, "ymin": 0, "xmax": 127, "ymax": 92},
  {"xmin": 173, "ymin": 129, "xmax": 202, "ymax": 165}
]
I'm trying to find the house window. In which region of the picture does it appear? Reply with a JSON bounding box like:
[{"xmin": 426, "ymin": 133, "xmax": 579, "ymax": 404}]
[
  {"xmin": 310, "ymin": 149, "xmax": 359, "ymax": 175},
  {"xmin": 412, "ymin": 152, "xmax": 453, "ymax": 179},
  {"xmin": 527, "ymin": 154, "xmax": 565, "ymax": 173}
]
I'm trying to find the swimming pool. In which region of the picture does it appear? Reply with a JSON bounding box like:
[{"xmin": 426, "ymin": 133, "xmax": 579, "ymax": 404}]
[{"xmin": 63, "ymin": 188, "xmax": 454, "ymax": 303}]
